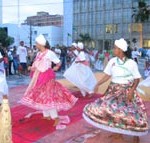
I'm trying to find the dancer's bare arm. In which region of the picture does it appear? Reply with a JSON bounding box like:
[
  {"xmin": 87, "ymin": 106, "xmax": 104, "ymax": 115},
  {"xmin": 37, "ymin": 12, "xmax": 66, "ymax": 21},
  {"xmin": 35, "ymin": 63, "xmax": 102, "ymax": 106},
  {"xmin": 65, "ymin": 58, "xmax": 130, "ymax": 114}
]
[{"xmin": 94, "ymin": 73, "xmax": 111, "ymax": 92}]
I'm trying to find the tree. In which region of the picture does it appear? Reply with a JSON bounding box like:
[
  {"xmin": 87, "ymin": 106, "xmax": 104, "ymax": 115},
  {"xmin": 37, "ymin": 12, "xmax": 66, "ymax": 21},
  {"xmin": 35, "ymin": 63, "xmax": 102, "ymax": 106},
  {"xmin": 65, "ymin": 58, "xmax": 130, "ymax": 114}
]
[
  {"xmin": 78, "ymin": 33, "xmax": 93, "ymax": 48},
  {"xmin": 132, "ymin": 0, "xmax": 150, "ymax": 22},
  {"xmin": 0, "ymin": 28, "xmax": 14, "ymax": 47},
  {"xmin": 132, "ymin": 1, "xmax": 150, "ymax": 48}
]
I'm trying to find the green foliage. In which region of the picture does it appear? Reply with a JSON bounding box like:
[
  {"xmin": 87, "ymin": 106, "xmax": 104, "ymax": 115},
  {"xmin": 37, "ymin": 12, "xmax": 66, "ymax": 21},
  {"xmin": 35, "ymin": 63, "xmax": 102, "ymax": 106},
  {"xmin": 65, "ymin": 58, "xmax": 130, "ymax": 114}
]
[
  {"xmin": 132, "ymin": 38, "xmax": 137, "ymax": 43},
  {"xmin": 78, "ymin": 33, "xmax": 92, "ymax": 43},
  {"xmin": 0, "ymin": 28, "xmax": 14, "ymax": 47},
  {"xmin": 132, "ymin": 1, "xmax": 150, "ymax": 22}
]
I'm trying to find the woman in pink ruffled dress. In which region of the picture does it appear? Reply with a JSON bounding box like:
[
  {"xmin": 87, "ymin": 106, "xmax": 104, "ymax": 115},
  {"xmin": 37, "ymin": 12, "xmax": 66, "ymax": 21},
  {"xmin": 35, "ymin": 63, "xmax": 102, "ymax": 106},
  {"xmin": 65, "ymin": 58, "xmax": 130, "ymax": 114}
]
[{"xmin": 20, "ymin": 35, "xmax": 78, "ymax": 128}]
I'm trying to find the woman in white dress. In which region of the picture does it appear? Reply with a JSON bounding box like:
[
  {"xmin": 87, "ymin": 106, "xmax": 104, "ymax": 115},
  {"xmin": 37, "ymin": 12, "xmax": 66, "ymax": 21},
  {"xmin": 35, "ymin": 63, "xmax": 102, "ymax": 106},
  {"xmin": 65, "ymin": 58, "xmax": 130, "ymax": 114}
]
[
  {"xmin": 0, "ymin": 52, "xmax": 12, "ymax": 143},
  {"xmin": 137, "ymin": 75, "xmax": 150, "ymax": 99},
  {"xmin": 64, "ymin": 42, "xmax": 97, "ymax": 97},
  {"xmin": 137, "ymin": 60, "xmax": 150, "ymax": 98}
]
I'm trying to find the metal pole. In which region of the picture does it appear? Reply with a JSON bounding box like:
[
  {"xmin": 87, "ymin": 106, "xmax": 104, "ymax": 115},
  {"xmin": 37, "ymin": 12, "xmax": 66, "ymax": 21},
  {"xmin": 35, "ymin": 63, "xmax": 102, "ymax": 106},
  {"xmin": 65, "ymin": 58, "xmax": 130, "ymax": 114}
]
[
  {"xmin": 30, "ymin": 21, "xmax": 32, "ymax": 48},
  {"xmin": 17, "ymin": 0, "xmax": 20, "ymax": 43}
]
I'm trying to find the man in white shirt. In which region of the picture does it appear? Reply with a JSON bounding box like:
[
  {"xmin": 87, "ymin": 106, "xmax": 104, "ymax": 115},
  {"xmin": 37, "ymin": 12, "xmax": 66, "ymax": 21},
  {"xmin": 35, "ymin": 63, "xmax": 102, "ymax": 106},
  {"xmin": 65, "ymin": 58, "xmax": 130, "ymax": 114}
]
[
  {"xmin": 54, "ymin": 48, "xmax": 61, "ymax": 59},
  {"xmin": 17, "ymin": 41, "xmax": 28, "ymax": 75},
  {"xmin": 131, "ymin": 47, "xmax": 140, "ymax": 63}
]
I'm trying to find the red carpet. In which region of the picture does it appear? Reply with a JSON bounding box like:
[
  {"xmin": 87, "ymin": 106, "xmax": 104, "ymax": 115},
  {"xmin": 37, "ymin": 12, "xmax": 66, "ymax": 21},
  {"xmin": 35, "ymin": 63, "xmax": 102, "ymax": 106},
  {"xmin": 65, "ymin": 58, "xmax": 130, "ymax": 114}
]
[{"xmin": 11, "ymin": 91, "xmax": 102, "ymax": 143}]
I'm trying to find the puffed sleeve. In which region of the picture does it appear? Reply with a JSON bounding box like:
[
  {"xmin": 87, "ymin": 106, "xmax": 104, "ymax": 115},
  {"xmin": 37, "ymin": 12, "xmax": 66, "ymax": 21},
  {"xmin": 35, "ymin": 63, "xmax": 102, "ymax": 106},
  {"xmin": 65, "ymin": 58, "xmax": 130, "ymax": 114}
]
[
  {"xmin": 130, "ymin": 60, "xmax": 141, "ymax": 79},
  {"xmin": 103, "ymin": 58, "xmax": 115, "ymax": 76},
  {"xmin": 75, "ymin": 51, "xmax": 86, "ymax": 61},
  {"xmin": 48, "ymin": 51, "xmax": 60, "ymax": 64},
  {"xmin": 0, "ymin": 52, "xmax": 2, "ymax": 58}
]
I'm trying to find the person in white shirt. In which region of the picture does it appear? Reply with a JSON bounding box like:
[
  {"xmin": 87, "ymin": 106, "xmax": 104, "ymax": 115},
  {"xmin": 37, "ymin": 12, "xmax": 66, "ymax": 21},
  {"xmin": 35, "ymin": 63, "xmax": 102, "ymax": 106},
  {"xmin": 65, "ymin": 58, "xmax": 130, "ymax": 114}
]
[
  {"xmin": 54, "ymin": 48, "xmax": 61, "ymax": 59},
  {"xmin": 83, "ymin": 38, "xmax": 148, "ymax": 143},
  {"xmin": 137, "ymin": 60, "xmax": 150, "ymax": 98},
  {"xmin": 17, "ymin": 41, "xmax": 28, "ymax": 75},
  {"xmin": 131, "ymin": 47, "xmax": 140, "ymax": 64}
]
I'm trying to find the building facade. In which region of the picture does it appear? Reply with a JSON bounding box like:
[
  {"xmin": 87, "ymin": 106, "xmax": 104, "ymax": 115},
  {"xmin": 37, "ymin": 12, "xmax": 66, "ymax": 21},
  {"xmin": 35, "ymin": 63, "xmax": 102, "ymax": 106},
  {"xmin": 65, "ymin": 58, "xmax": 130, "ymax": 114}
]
[
  {"xmin": 23, "ymin": 12, "xmax": 63, "ymax": 27},
  {"xmin": 0, "ymin": 0, "xmax": 2, "ymax": 24},
  {"xmin": 63, "ymin": 0, "xmax": 73, "ymax": 46},
  {"xmin": 73, "ymin": 0, "xmax": 150, "ymax": 49},
  {"xmin": 0, "ymin": 24, "xmax": 63, "ymax": 47}
]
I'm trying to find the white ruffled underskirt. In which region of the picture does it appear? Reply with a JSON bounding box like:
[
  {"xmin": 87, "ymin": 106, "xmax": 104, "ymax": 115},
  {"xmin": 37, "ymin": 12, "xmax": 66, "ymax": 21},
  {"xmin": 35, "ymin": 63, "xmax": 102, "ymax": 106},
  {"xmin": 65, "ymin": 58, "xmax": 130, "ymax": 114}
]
[{"xmin": 83, "ymin": 113, "xmax": 148, "ymax": 136}]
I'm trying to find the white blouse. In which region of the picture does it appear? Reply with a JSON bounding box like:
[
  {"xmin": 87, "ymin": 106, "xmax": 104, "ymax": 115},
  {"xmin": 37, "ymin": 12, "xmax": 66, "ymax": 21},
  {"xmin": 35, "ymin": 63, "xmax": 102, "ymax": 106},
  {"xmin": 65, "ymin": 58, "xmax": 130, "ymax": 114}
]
[
  {"xmin": 34, "ymin": 50, "xmax": 60, "ymax": 72},
  {"xmin": 75, "ymin": 51, "xmax": 86, "ymax": 62},
  {"xmin": 104, "ymin": 57, "xmax": 141, "ymax": 84}
]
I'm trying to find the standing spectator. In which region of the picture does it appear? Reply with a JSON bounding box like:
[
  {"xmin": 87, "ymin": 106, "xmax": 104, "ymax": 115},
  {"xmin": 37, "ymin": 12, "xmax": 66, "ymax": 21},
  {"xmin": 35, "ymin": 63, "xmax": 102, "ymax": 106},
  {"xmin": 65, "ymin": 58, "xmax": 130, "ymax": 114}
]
[
  {"xmin": 94, "ymin": 50, "xmax": 104, "ymax": 71},
  {"xmin": 69, "ymin": 43, "xmax": 79, "ymax": 65},
  {"xmin": 60, "ymin": 46, "xmax": 67, "ymax": 71},
  {"xmin": 54, "ymin": 47, "xmax": 61, "ymax": 59},
  {"xmin": 17, "ymin": 41, "xmax": 28, "ymax": 75},
  {"xmin": 103, "ymin": 50, "xmax": 110, "ymax": 69},
  {"xmin": 0, "ymin": 43, "xmax": 5, "ymax": 57},
  {"xmin": 3, "ymin": 53, "xmax": 9, "ymax": 76},
  {"xmin": 132, "ymin": 47, "xmax": 140, "ymax": 64},
  {"xmin": 12, "ymin": 46, "xmax": 19, "ymax": 75},
  {"xmin": 8, "ymin": 49, "xmax": 13, "ymax": 75}
]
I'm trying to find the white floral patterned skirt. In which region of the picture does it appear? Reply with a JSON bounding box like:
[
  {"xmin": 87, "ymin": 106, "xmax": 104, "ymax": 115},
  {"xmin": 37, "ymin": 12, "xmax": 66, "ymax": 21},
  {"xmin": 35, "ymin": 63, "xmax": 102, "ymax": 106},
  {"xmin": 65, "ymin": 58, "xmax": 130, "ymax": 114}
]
[{"xmin": 83, "ymin": 83, "xmax": 149, "ymax": 136}]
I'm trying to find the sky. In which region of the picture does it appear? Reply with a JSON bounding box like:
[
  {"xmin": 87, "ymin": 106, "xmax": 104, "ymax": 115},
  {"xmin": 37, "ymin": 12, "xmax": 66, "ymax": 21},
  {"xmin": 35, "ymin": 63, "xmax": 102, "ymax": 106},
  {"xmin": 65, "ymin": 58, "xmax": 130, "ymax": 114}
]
[{"xmin": 2, "ymin": 0, "xmax": 63, "ymax": 24}]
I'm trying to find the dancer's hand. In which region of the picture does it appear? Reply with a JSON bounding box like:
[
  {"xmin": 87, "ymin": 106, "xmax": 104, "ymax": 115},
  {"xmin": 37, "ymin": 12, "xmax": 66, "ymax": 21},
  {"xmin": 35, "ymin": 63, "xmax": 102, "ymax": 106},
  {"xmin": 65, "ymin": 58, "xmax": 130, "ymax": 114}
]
[
  {"xmin": 28, "ymin": 66, "xmax": 35, "ymax": 71},
  {"xmin": 127, "ymin": 88, "xmax": 134, "ymax": 102},
  {"xmin": 28, "ymin": 66, "xmax": 32, "ymax": 71},
  {"xmin": 94, "ymin": 84, "xmax": 99, "ymax": 93}
]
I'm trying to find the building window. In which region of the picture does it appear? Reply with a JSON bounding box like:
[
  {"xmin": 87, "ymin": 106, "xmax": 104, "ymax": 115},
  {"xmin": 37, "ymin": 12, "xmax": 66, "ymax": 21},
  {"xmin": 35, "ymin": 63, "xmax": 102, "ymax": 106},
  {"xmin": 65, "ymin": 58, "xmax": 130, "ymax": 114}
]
[
  {"xmin": 114, "ymin": 0, "xmax": 122, "ymax": 9},
  {"xmin": 96, "ymin": 12, "xmax": 104, "ymax": 24},
  {"xmin": 114, "ymin": 10, "xmax": 122, "ymax": 23},
  {"xmin": 89, "ymin": 13, "xmax": 93, "ymax": 25},
  {"xmin": 113, "ymin": 24, "xmax": 118, "ymax": 33},
  {"xmin": 123, "ymin": 9, "xmax": 131, "ymax": 23},
  {"xmin": 96, "ymin": 0, "xmax": 104, "ymax": 10},
  {"xmin": 89, "ymin": 0, "xmax": 93, "ymax": 11},
  {"xmin": 105, "ymin": 24, "xmax": 118, "ymax": 33},
  {"xmin": 106, "ymin": 25, "xmax": 113, "ymax": 33},
  {"xmin": 81, "ymin": 13, "xmax": 85, "ymax": 25},
  {"xmin": 34, "ymin": 31, "xmax": 37, "ymax": 35},
  {"xmin": 130, "ymin": 23, "xmax": 142, "ymax": 32},
  {"xmin": 43, "ymin": 34, "xmax": 48, "ymax": 38},
  {"xmin": 74, "ymin": 0, "xmax": 80, "ymax": 13},
  {"xmin": 105, "ymin": 10, "xmax": 113, "ymax": 24},
  {"xmin": 143, "ymin": 40, "xmax": 150, "ymax": 48},
  {"xmin": 96, "ymin": 24, "xmax": 104, "ymax": 36},
  {"xmin": 123, "ymin": 0, "xmax": 132, "ymax": 8},
  {"xmin": 105, "ymin": 0, "xmax": 113, "ymax": 10}
]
